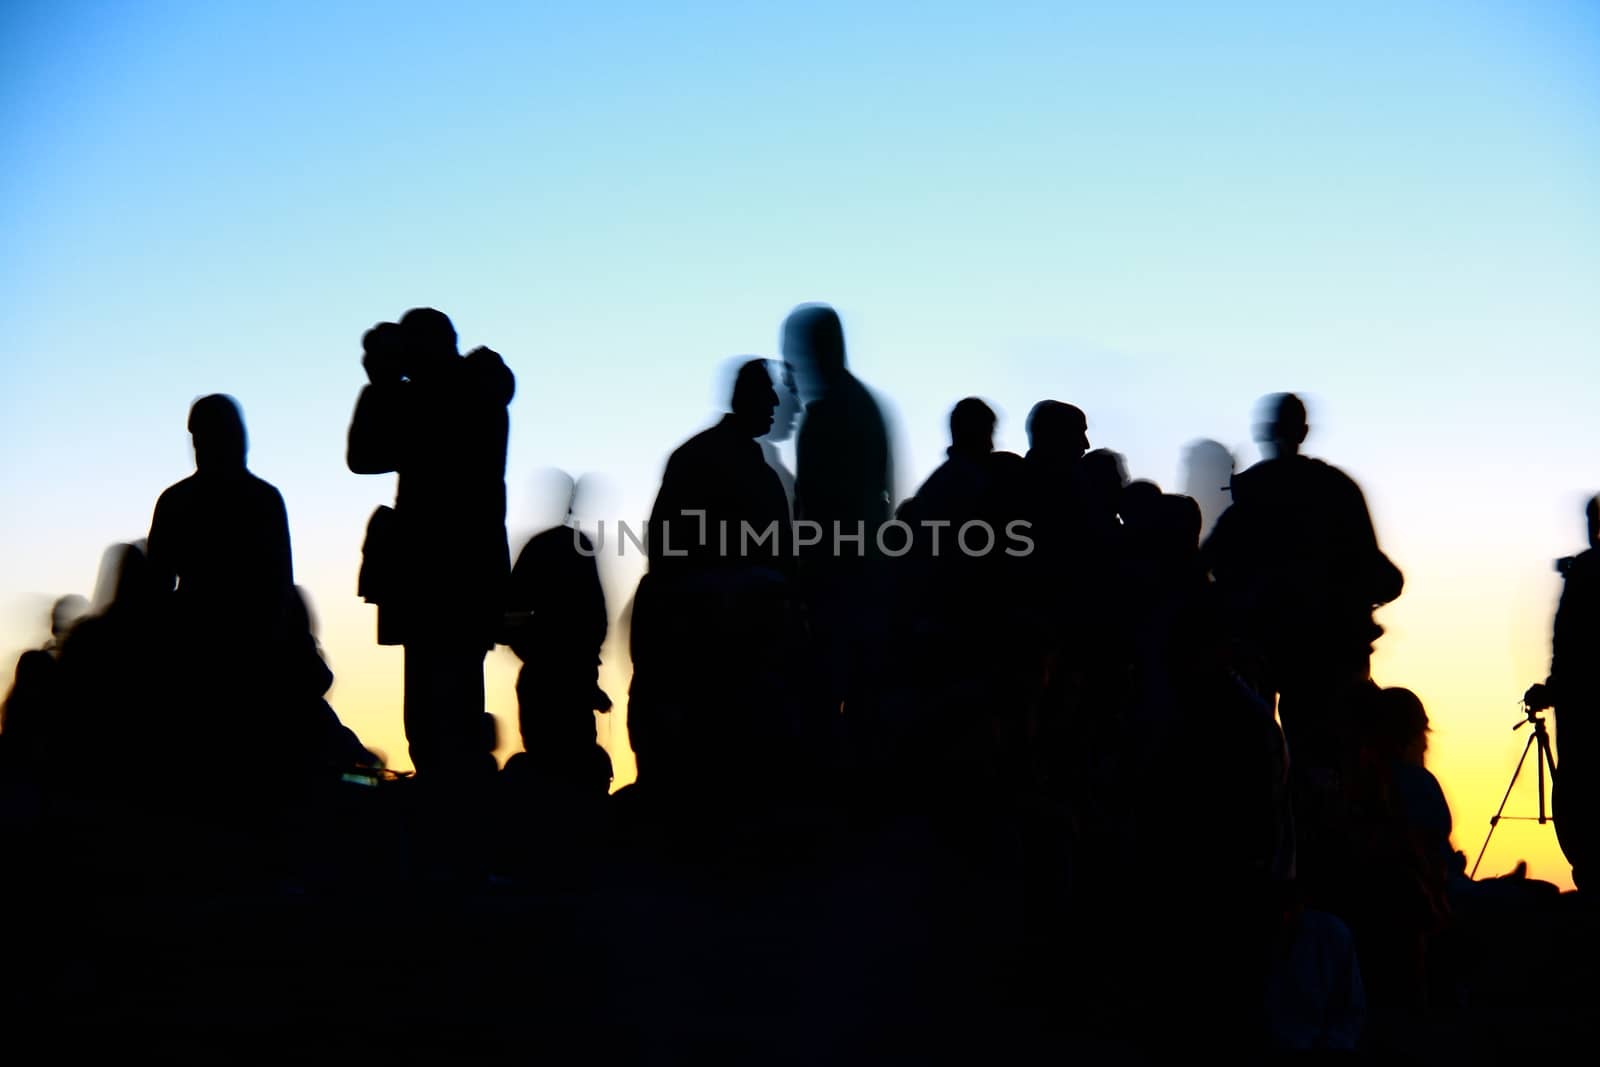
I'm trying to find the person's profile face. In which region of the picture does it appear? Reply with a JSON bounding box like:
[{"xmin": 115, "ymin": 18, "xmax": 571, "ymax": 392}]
[
  {"xmin": 757, "ymin": 382, "xmax": 778, "ymax": 435},
  {"xmin": 767, "ymin": 363, "xmax": 799, "ymax": 441}
]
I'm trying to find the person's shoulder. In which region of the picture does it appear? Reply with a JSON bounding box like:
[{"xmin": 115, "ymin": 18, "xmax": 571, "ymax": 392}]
[
  {"xmin": 1230, "ymin": 459, "xmax": 1271, "ymax": 494},
  {"xmin": 154, "ymin": 474, "xmax": 200, "ymax": 509},
  {"xmin": 242, "ymin": 471, "xmax": 287, "ymax": 504},
  {"xmin": 1308, "ymin": 455, "xmax": 1356, "ymax": 480}
]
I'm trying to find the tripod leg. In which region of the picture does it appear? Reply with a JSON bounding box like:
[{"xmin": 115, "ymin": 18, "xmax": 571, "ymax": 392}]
[
  {"xmin": 1471, "ymin": 729, "xmax": 1539, "ymax": 880},
  {"xmin": 1538, "ymin": 728, "xmax": 1549, "ymax": 824},
  {"xmin": 1539, "ymin": 731, "xmax": 1560, "ymax": 823}
]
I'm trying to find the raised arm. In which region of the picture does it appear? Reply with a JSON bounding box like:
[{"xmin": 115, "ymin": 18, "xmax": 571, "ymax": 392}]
[{"xmin": 346, "ymin": 383, "xmax": 402, "ymax": 475}]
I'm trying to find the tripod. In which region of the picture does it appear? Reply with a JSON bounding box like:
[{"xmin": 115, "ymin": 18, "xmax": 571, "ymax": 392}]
[{"xmin": 1470, "ymin": 700, "xmax": 1559, "ymax": 879}]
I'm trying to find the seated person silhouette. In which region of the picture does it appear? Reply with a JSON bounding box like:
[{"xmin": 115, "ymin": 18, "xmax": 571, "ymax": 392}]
[
  {"xmin": 272, "ymin": 586, "xmax": 380, "ymax": 778},
  {"xmin": 504, "ymin": 471, "xmax": 612, "ymax": 795}
]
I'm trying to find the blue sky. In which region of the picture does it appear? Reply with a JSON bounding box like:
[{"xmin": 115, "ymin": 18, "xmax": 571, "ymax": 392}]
[{"xmin": 3, "ymin": 1, "xmax": 1598, "ymax": 879}]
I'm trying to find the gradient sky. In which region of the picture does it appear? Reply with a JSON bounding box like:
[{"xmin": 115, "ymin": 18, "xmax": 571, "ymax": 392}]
[{"xmin": 3, "ymin": 1, "xmax": 1597, "ymax": 886}]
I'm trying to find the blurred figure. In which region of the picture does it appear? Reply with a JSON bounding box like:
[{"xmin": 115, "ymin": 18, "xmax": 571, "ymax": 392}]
[
  {"xmin": 783, "ymin": 304, "xmax": 893, "ymax": 709},
  {"xmin": 1, "ymin": 596, "xmax": 87, "ymax": 775},
  {"xmin": 504, "ymin": 471, "xmax": 612, "ymax": 794},
  {"xmin": 55, "ymin": 543, "xmax": 168, "ymax": 785},
  {"xmin": 1529, "ymin": 494, "xmax": 1600, "ymax": 890},
  {"xmin": 348, "ymin": 310, "xmax": 515, "ymax": 781},
  {"xmin": 49, "ymin": 595, "xmax": 89, "ymax": 645},
  {"xmin": 1181, "ymin": 438, "xmax": 1235, "ymax": 540},
  {"xmin": 784, "ymin": 304, "xmax": 893, "ymax": 534},
  {"xmin": 147, "ymin": 395, "xmax": 294, "ymax": 647},
  {"xmin": 1203, "ymin": 393, "xmax": 1403, "ymax": 766}
]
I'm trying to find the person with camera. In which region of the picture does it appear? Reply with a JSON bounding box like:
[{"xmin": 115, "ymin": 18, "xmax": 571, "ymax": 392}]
[
  {"xmin": 1526, "ymin": 495, "xmax": 1600, "ymax": 890},
  {"xmin": 348, "ymin": 309, "xmax": 515, "ymax": 784}
]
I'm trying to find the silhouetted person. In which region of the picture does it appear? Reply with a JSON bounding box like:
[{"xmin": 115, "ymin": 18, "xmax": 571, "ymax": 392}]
[
  {"xmin": 783, "ymin": 304, "xmax": 893, "ymax": 707},
  {"xmin": 645, "ymin": 360, "xmax": 790, "ymax": 576},
  {"xmin": 1023, "ymin": 399, "xmax": 1090, "ymax": 588},
  {"xmin": 505, "ymin": 472, "xmax": 612, "ymax": 794},
  {"xmin": 1530, "ymin": 495, "xmax": 1600, "ymax": 890},
  {"xmin": 147, "ymin": 395, "xmax": 294, "ymax": 648},
  {"xmin": 892, "ymin": 398, "xmax": 1040, "ymax": 787},
  {"xmin": 1023, "ymin": 400, "xmax": 1089, "ymax": 519},
  {"xmin": 1124, "ymin": 585, "xmax": 1293, "ymax": 1051},
  {"xmin": 632, "ymin": 360, "xmax": 802, "ymax": 789},
  {"xmin": 0, "ymin": 596, "xmax": 87, "ymax": 778},
  {"xmin": 895, "ymin": 397, "xmax": 1000, "ymax": 609},
  {"xmin": 348, "ymin": 310, "xmax": 514, "ymax": 781},
  {"xmin": 898, "ymin": 397, "xmax": 996, "ymax": 527},
  {"xmin": 55, "ymin": 542, "xmax": 169, "ymax": 787},
  {"xmin": 1181, "ymin": 438, "xmax": 1236, "ymax": 540},
  {"xmin": 784, "ymin": 304, "xmax": 893, "ymax": 541},
  {"xmin": 1203, "ymin": 393, "xmax": 1402, "ymax": 767},
  {"xmin": 272, "ymin": 586, "xmax": 377, "ymax": 775}
]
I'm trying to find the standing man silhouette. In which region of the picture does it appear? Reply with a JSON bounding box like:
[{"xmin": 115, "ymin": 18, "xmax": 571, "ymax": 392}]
[
  {"xmin": 148, "ymin": 394, "xmax": 294, "ymax": 642},
  {"xmin": 782, "ymin": 304, "xmax": 892, "ymax": 710},
  {"xmin": 348, "ymin": 309, "xmax": 515, "ymax": 780},
  {"xmin": 1529, "ymin": 496, "xmax": 1600, "ymax": 890}
]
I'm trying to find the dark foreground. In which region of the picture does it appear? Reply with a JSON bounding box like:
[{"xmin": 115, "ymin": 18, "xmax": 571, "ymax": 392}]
[{"xmin": 3, "ymin": 773, "xmax": 1597, "ymax": 1065}]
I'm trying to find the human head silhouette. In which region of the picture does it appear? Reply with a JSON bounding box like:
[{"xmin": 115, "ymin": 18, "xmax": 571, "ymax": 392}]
[
  {"xmin": 50, "ymin": 594, "xmax": 89, "ymax": 641},
  {"xmin": 188, "ymin": 394, "xmax": 247, "ymax": 472},
  {"xmin": 949, "ymin": 397, "xmax": 996, "ymax": 458},
  {"xmin": 1367, "ymin": 686, "xmax": 1430, "ymax": 764},
  {"xmin": 92, "ymin": 542, "xmax": 153, "ymax": 615},
  {"xmin": 1120, "ymin": 479, "xmax": 1163, "ymax": 530},
  {"xmin": 1160, "ymin": 493, "xmax": 1203, "ymax": 555},
  {"xmin": 362, "ymin": 321, "xmax": 407, "ymax": 383},
  {"xmin": 528, "ymin": 467, "xmax": 579, "ymax": 530},
  {"xmin": 1026, "ymin": 400, "xmax": 1089, "ymax": 460},
  {"xmin": 1254, "ymin": 392, "xmax": 1308, "ymax": 460},
  {"xmin": 781, "ymin": 303, "xmax": 847, "ymax": 402},
  {"xmin": 399, "ymin": 307, "xmax": 459, "ymax": 377},
  {"xmin": 1077, "ymin": 448, "xmax": 1129, "ymax": 516},
  {"xmin": 731, "ymin": 359, "xmax": 779, "ymax": 437}
]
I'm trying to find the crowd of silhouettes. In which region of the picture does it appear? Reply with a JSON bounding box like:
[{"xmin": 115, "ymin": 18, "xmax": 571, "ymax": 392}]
[{"xmin": 1, "ymin": 303, "xmax": 1594, "ymax": 1056}]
